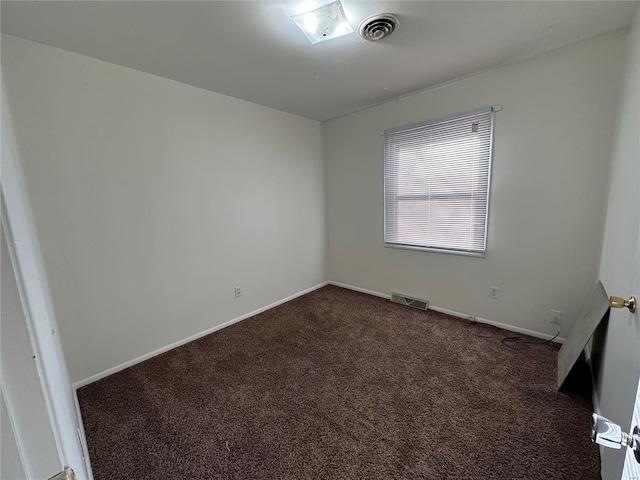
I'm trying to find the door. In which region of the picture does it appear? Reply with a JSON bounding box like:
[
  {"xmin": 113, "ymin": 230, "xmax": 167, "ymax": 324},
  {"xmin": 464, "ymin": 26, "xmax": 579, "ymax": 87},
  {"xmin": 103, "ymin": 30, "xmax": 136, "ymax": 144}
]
[
  {"xmin": 1, "ymin": 220, "xmax": 61, "ymax": 478},
  {"xmin": 594, "ymin": 8, "xmax": 640, "ymax": 477}
]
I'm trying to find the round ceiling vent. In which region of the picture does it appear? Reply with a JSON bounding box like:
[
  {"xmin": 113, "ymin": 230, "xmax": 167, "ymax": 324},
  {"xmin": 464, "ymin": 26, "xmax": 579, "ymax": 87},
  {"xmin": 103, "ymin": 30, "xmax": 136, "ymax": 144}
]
[{"xmin": 358, "ymin": 13, "xmax": 399, "ymax": 41}]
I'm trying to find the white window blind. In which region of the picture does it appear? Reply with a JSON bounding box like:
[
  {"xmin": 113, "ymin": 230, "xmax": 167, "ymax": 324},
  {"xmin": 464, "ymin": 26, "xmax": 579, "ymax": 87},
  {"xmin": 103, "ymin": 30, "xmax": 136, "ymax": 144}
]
[{"xmin": 384, "ymin": 108, "xmax": 494, "ymax": 255}]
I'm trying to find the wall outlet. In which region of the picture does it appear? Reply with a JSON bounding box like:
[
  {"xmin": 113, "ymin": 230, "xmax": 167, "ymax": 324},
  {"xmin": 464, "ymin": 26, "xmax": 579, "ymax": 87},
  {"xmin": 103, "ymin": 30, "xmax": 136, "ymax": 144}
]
[
  {"xmin": 234, "ymin": 286, "xmax": 242, "ymax": 298},
  {"xmin": 549, "ymin": 309, "xmax": 562, "ymax": 325},
  {"xmin": 489, "ymin": 287, "xmax": 499, "ymax": 300}
]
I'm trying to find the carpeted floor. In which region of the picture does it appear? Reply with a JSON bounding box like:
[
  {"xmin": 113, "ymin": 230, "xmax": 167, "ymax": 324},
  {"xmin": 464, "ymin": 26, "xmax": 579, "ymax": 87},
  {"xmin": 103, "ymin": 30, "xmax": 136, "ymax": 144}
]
[{"xmin": 77, "ymin": 285, "xmax": 599, "ymax": 479}]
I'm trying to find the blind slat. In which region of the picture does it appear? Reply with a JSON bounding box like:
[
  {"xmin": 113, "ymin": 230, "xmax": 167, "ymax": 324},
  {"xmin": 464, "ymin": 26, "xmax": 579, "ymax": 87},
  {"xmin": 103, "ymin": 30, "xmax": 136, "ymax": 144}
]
[{"xmin": 384, "ymin": 110, "xmax": 494, "ymax": 253}]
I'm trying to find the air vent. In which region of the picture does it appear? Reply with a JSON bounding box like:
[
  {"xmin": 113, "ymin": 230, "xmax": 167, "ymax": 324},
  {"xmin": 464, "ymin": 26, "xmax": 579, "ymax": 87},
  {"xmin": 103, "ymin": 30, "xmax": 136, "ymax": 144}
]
[
  {"xmin": 358, "ymin": 13, "xmax": 399, "ymax": 41},
  {"xmin": 391, "ymin": 292, "xmax": 429, "ymax": 311}
]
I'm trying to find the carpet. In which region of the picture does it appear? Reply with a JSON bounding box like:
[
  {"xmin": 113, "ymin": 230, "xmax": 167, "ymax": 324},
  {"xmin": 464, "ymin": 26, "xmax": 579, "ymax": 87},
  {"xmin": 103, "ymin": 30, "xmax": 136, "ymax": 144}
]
[{"xmin": 77, "ymin": 285, "xmax": 599, "ymax": 479}]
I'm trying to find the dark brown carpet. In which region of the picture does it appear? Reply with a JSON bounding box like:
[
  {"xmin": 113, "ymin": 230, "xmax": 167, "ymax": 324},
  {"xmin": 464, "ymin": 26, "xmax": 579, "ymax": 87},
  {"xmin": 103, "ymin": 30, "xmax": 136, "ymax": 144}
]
[{"xmin": 78, "ymin": 285, "xmax": 599, "ymax": 479}]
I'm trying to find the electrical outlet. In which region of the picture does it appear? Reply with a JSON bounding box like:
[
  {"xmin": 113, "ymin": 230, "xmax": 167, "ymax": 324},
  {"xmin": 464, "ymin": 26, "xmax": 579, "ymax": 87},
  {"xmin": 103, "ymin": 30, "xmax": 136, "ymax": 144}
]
[
  {"xmin": 549, "ymin": 310, "xmax": 562, "ymax": 325},
  {"xmin": 489, "ymin": 287, "xmax": 499, "ymax": 300},
  {"xmin": 234, "ymin": 286, "xmax": 242, "ymax": 298}
]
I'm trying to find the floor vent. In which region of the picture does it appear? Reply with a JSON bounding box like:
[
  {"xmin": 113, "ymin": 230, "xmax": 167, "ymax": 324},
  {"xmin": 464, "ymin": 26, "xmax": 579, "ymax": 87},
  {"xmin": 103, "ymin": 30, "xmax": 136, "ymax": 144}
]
[{"xmin": 390, "ymin": 292, "xmax": 429, "ymax": 311}]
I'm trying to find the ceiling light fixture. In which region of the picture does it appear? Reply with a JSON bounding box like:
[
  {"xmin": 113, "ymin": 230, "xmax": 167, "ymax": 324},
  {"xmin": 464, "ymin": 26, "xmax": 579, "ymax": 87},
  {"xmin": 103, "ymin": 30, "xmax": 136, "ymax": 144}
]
[{"xmin": 291, "ymin": 0, "xmax": 353, "ymax": 44}]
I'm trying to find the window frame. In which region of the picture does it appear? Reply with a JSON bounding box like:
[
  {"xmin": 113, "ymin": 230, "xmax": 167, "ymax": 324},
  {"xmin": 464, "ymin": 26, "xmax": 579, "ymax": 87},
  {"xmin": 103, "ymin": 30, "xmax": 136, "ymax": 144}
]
[{"xmin": 382, "ymin": 108, "xmax": 496, "ymax": 257}]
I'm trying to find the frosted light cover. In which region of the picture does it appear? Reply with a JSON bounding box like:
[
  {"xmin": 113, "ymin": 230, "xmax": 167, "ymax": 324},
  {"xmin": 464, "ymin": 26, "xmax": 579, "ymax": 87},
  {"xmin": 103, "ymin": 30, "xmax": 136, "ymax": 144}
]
[{"xmin": 291, "ymin": 1, "xmax": 353, "ymax": 44}]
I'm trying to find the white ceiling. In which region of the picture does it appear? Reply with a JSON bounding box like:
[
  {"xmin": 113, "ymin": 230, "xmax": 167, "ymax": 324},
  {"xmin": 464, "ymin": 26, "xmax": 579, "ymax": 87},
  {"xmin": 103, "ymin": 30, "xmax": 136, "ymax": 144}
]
[{"xmin": 2, "ymin": 1, "xmax": 638, "ymax": 121}]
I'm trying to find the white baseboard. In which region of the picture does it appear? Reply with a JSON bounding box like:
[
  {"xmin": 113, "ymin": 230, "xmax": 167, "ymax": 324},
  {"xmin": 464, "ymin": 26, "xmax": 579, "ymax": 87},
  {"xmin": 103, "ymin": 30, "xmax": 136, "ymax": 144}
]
[
  {"xmin": 73, "ymin": 281, "xmax": 329, "ymax": 389},
  {"xmin": 329, "ymin": 281, "xmax": 392, "ymax": 299},
  {"xmin": 329, "ymin": 281, "xmax": 566, "ymax": 344},
  {"xmin": 429, "ymin": 304, "xmax": 565, "ymax": 343},
  {"xmin": 74, "ymin": 279, "xmax": 564, "ymax": 389}
]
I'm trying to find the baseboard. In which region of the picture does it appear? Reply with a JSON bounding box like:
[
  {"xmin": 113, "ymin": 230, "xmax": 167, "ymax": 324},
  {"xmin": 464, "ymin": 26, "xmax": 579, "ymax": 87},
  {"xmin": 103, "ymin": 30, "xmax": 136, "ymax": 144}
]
[
  {"xmin": 73, "ymin": 281, "xmax": 329, "ymax": 389},
  {"xmin": 329, "ymin": 281, "xmax": 566, "ymax": 344},
  {"xmin": 431, "ymin": 305, "xmax": 565, "ymax": 343},
  {"xmin": 329, "ymin": 281, "xmax": 392, "ymax": 300},
  {"xmin": 74, "ymin": 279, "xmax": 564, "ymax": 389}
]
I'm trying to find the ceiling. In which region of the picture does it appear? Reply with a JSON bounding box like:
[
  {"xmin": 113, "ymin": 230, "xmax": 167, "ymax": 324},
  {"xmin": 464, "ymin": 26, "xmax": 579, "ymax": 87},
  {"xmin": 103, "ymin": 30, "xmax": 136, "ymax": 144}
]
[{"xmin": 2, "ymin": 1, "xmax": 638, "ymax": 121}]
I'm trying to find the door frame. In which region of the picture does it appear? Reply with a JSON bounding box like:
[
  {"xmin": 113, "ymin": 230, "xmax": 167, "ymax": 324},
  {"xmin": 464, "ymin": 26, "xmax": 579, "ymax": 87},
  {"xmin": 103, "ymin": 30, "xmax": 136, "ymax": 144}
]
[{"xmin": 2, "ymin": 86, "xmax": 91, "ymax": 479}]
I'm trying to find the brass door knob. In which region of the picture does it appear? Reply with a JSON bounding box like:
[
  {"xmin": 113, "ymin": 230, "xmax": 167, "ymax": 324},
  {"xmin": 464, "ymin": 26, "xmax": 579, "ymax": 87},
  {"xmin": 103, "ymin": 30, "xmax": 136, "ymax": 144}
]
[{"xmin": 609, "ymin": 295, "xmax": 637, "ymax": 313}]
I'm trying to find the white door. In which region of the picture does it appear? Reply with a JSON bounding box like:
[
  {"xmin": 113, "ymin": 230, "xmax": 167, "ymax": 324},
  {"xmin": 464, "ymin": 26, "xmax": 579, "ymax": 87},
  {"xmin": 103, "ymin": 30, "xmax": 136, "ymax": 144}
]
[
  {"xmin": 595, "ymin": 9, "xmax": 640, "ymax": 477},
  {"xmin": 1, "ymin": 220, "xmax": 61, "ymax": 479}
]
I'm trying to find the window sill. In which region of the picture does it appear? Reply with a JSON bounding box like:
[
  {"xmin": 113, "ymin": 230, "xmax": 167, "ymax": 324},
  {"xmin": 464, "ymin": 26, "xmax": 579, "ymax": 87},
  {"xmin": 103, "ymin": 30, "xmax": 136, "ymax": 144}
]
[{"xmin": 384, "ymin": 242, "xmax": 486, "ymax": 258}]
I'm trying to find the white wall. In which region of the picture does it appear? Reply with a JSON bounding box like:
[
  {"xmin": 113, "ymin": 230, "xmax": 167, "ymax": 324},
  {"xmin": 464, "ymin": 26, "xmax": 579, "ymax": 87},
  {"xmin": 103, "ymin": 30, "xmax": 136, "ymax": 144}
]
[
  {"xmin": 324, "ymin": 32, "xmax": 627, "ymax": 338},
  {"xmin": 1, "ymin": 34, "xmax": 327, "ymax": 384},
  {"xmin": 595, "ymin": 7, "xmax": 640, "ymax": 479}
]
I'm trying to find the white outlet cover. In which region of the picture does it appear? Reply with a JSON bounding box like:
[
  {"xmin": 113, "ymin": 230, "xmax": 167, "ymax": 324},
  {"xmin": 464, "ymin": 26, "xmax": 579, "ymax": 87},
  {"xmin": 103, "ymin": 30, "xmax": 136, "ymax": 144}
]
[
  {"xmin": 489, "ymin": 287, "xmax": 499, "ymax": 299},
  {"xmin": 549, "ymin": 310, "xmax": 562, "ymax": 324}
]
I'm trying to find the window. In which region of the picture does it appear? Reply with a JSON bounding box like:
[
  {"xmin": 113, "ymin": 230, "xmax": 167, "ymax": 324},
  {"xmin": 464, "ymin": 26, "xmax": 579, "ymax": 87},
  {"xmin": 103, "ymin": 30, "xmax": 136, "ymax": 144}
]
[{"xmin": 384, "ymin": 108, "xmax": 494, "ymax": 255}]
